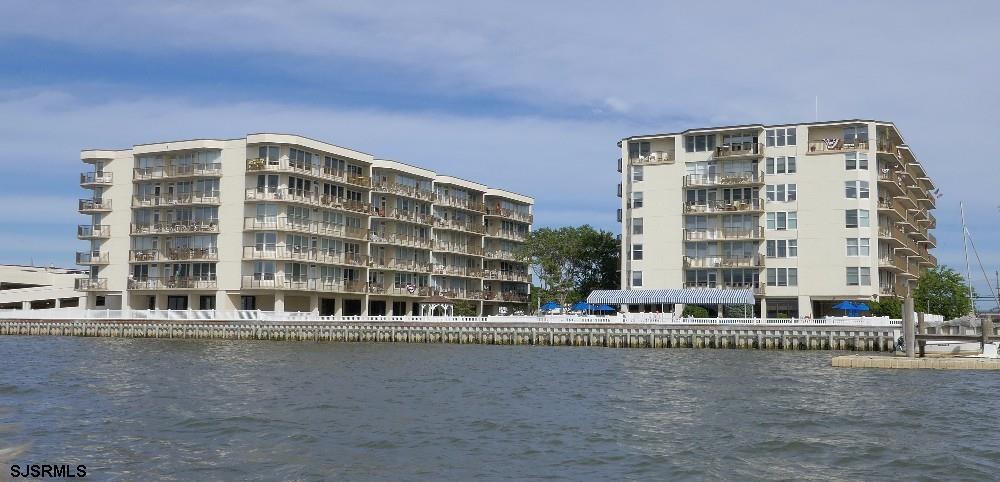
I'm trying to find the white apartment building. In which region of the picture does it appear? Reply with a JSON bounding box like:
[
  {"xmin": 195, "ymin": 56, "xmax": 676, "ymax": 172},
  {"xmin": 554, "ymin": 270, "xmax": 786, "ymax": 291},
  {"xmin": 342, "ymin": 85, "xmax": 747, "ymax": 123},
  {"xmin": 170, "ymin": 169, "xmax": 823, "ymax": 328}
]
[
  {"xmin": 77, "ymin": 134, "xmax": 532, "ymax": 315},
  {"xmin": 618, "ymin": 120, "xmax": 936, "ymax": 318}
]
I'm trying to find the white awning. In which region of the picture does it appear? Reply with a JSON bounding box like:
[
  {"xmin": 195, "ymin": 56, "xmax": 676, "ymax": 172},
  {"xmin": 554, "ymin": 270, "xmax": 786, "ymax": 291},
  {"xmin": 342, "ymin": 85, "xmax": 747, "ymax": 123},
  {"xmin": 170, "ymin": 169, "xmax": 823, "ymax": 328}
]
[{"xmin": 586, "ymin": 288, "xmax": 755, "ymax": 305}]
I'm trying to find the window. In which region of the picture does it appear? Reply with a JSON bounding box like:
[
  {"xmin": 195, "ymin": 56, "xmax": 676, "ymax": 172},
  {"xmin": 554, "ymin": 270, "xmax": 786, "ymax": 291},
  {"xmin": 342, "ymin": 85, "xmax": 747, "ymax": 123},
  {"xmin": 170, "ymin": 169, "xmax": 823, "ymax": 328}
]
[
  {"xmin": 684, "ymin": 134, "xmax": 716, "ymax": 152},
  {"xmin": 766, "ymin": 184, "xmax": 797, "ymax": 202},
  {"xmin": 627, "ymin": 141, "xmax": 651, "ymax": 160},
  {"xmin": 766, "ymin": 239, "xmax": 798, "ymax": 258},
  {"xmin": 766, "ymin": 268, "xmax": 798, "ymax": 286},
  {"xmin": 632, "ymin": 217, "xmax": 643, "ymax": 235},
  {"xmin": 632, "ymin": 270, "xmax": 643, "ymax": 287},
  {"xmin": 632, "ymin": 166, "xmax": 644, "ymax": 182},
  {"xmin": 632, "ymin": 243, "xmax": 643, "ymax": 260},
  {"xmin": 843, "ymin": 126, "xmax": 869, "ymax": 145},
  {"xmin": 845, "ymin": 181, "xmax": 870, "ymax": 199},
  {"xmin": 845, "ymin": 152, "xmax": 869, "ymax": 170},
  {"xmin": 845, "ymin": 209, "xmax": 870, "ymax": 228},
  {"xmin": 846, "ymin": 238, "xmax": 870, "ymax": 256},
  {"xmin": 765, "ymin": 156, "xmax": 796, "ymax": 174},
  {"xmin": 766, "ymin": 212, "xmax": 798, "ymax": 230},
  {"xmin": 765, "ymin": 128, "xmax": 796, "ymax": 147},
  {"xmin": 846, "ymin": 267, "xmax": 872, "ymax": 286},
  {"xmin": 632, "ymin": 191, "xmax": 643, "ymax": 208}
]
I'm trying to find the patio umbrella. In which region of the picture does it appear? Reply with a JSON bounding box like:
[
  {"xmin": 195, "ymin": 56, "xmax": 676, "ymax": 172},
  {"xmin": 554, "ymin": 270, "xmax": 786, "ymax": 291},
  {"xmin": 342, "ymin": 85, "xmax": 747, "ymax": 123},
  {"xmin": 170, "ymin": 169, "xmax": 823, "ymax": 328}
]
[
  {"xmin": 540, "ymin": 301, "xmax": 560, "ymax": 311},
  {"xmin": 832, "ymin": 300, "xmax": 856, "ymax": 316},
  {"xmin": 596, "ymin": 304, "xmax": 615, "ymax": 312},
  {"xmin": 570, "ymin": 301, "xmax": 591, "ymax": 312},
  {"xmin": 851, "ymin": 302, "xmax": 870, "ymax": 313}
]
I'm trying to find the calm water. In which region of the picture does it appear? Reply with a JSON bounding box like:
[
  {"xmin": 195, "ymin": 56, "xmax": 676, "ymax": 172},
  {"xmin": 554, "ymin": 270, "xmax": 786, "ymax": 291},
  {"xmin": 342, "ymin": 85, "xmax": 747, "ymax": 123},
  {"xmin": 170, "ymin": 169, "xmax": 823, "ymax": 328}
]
[{"xmin": 2, "ymin": 337, "xmax": 999, "ymax": 481}]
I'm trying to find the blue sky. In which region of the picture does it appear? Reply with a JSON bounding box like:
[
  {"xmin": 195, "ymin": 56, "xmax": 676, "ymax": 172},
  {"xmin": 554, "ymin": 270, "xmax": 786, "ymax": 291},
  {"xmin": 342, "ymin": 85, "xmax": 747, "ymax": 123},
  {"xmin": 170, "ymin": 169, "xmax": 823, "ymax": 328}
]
[{"xmin": 0, "ymin": 1, "xmax": 998, "ymax": 303}]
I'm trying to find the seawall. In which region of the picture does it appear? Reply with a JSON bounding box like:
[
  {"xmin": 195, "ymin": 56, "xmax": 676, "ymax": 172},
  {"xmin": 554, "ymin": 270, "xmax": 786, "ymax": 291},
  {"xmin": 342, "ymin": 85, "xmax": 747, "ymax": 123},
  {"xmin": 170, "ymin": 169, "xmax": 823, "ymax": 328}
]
[{"xmin": 0, "ymin": 319, "xmax": 899, "ymax": 351}]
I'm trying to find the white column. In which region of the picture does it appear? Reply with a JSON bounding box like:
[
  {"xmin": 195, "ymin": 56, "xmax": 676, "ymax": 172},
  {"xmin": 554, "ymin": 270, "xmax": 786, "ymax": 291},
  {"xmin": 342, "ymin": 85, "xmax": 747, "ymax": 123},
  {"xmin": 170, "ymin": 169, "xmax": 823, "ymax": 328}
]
[
  {"xmin": 55, "ymin": 298, "xmax": 62, "ymax": 308},
  {"xmin": 274, "ymin": 292, "xmax": 285, "ymax": 312},
  {"xmin": 21, "ymin": 301, "xmax": 30, "ymax": 310},
  {"xmin": 798, "ymin": 295, "xmax": 812, "ymax": 318},
  {"xmin": 760, "ymin": 298, "xmax": 768, "ymax": 321},
  {"xmin": 309, "ymin": 295, "xmax": 319, "ymax": 313}
]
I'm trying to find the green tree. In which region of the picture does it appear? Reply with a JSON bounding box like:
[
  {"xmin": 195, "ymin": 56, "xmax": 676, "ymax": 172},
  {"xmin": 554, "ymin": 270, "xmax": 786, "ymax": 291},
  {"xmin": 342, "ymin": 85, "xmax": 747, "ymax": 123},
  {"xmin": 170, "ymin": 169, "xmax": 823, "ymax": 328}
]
[
  {"xmin": 913, "ymin": 266, "xmax": 973, "ymax": 319},
  {"xmin": 517, "ymin": 225, "xmax": 619, "ymax": 308},
  {"xmin": 453, "ymin": 299, "xmax": 478, "ymax": 317},
  {"xmin": 683, "ymin": 305, "xmax": 710, "ymax": 318},
  {"xmin": 870, "ymin": 297, "xmax": 902, "ymax": 318}
]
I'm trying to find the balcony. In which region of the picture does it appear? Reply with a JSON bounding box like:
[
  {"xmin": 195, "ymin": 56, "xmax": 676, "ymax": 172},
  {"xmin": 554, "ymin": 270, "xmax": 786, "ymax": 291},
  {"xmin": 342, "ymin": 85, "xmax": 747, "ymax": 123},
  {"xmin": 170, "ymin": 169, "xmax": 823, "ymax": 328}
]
[
  {"xmin": 132, "ymin": 192, "xmax": 220, "ymax": 207},
  {"xmin": 370, "ymin": 257, "xmax": 433, "ymax": 273},
  {"xmin": 485, "ymin": 227, "xmax": 526, "ymax": 242},
  {"xmin": 131, "ymin": 220, "xmax": 219, "ymax": 235},
  {"xmin": 630, "ymin": 151, "xmax": 674, "ymax": 166},
  {"xmin": 367, "ymin": 284, "xmax": 434, "ymax": 297},
  {"xmin": 80, "ymin": 172, "xmax": 113, "ymax": 187},
  {"xmin": 75, "ymin": 251, "xmax": 109, "ymax": 265},
  {"xmin": 484, "ymin": 207, "xmax": 533, "ymax": 224},
  {"xmin": 240, "ymin": 276, "xmax": 367, "ymax": 293},
  {"xmin": 128, "ymin": 276, "xmax": 218, "ymax": 290},
  {"xmin": 879, "ymin": 285, "xmax": 897, "ymax": 297},
  {"xmin": 878, "ymin": 255, "xmax": 907, "ymax": 272},
  {"xmin": 78, "ymin": 198, "xmax": 112, "ymax": 213},
  {"xmin": 877, "ymin": 170, "xmax": 906, "ymax": 196},
  {"xmin": 244, "ymin": 188, "xmax": 372, "ymax": 215},
  {"xmin": 923, "ymin": 232, "xmax": 937, "ymax": 247},
  {"xmin": 370, "ymin": 231, "xmax": 433, "ymax": 250},
  {"xmin": 877, "ymin": 198, "xmax": 905, "ymax": 221},
  {"xmin": 713, "ymin": 142, "xmax": 763, "ymax": 160},
  {"xmin": 806, "ymin": 138, "xmax": 870, "ymax": 154},
  {"xmin": 432, "ymin": 265, "xmax": 485, "ymax": 278},
  {"xmin": 243, "ymin": 218, "xmax": 367, "ymax": 240},
  {"xmin": 246, "ymin": 158, "xmax": 371, "ymax": 188},
  {"xmin": 436, "ymin": 195, "xmax": 487, "ymax": 213},
  {"xmin": 434, "ymin": 217, "xmax": 486, "ymax": 235},
  {"xmin": 432, "ymin": 288, "xmax": 485, "ymax": 301},
  {"xmin": 683, "ymin": 171, "xmax": 764, "ymax": 188},
  {"xmin": 683, "ymin": 198, "xmax": 763, "ymax": 214},
  {"xmin": 133, "ymin": 163, "xmax": 222, "ymax": 180},
  {"xmin": 77, "ymin": 224, "xmax": 110, "ymax": 239},
  {"xmin": 683, "ymin": 227, "xmax": 764, "ymax": 241},
  {"xmin": 242, "ymin": 247, "xmax": 369, "ymax": 267},
  {"xmin": 485, "ymin": 291, "xmax": 530, "ymax": 303},
  {"xmin": 372, "ymin": 180, "xmax": 436, "ymax": 201},
  {"xmin": 75, "ymin": 278, "xmax": 108, "ymax": 291},
  {"xmin": 876, "ymin": 137, "xmax": 902, "ymax": 157},
  {"xmin": 483, "ymin": 269, "xmax": 530, "ymax": 283},
  {"xmin": 434, "ymin": 241, "xmax": 484, "ymax": 257},
  {"xmin": 129, "ymin": 247, "xmax": 218, "ymax": 262},
  {"xmin": 683, "ymin": 282, "xmax": 764, "ymax": 296},
  {"xmin": 372, "ymin": 208, "xmax": 434, "ymax": 226},
  {"xmin": 485, "ymin": 250, "xmax": 521, "ymax": 262},
  {"xmin": 683, "ymin": 255, "xmax": 763, "ymax": 268}
]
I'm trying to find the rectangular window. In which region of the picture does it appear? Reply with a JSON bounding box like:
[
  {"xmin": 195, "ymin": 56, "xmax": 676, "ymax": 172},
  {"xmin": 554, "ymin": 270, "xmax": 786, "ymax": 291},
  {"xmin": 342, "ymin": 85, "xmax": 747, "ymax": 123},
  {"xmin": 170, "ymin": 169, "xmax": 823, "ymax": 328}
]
[
  {"xmin": 632, "ymin": 191, "xmax": 643, "ymax": 208},
  {"xmin": 846, "ymin": 267, "xmax": 872, "ymax": 286},
  {"xmin": 684, "ymin": 134, "xmax": 716, "ymax": 152},
  {"xmin": 766, "ymin": 268, "xmax": 798, "ymax": 287},
  {"xmin": 846, "ymin": 238, "xmax": 871, "ymax": 256},
  {"xmin": 632, "ymin": 270, "xmax": 643, "ymax": 287},
  {"xmin": 766, "ymin": 212, "xmax": 798, "ymax": 230},
  {"xmin": 766, "ymin": 128, "xmax": 796, "ymax": 147},
  {"xmin": 846, "ymin": 209, "xmax": 870, "ymax": 228},
  {"xmin": 632, "ymin": 218, "xmax": 643, "ymax": 235},
  {"xmin": 766, "ymin": 239, "xmax": 798, "ymax": 258},
  {"xmin": 766, "ymin": 184, "xmax": 796, "ymax": 202},
  {"xmin": 632, "ymin": 166, "xmax": 644, "ymax": 182},
  {"xmin": 765, "ymin": 156, "xmax": 797, "ymax": 174},
  {"xmin": 845, "ymin": 152, "xmax": 869, "ymax": 170},
  {"xmin": 845, "ymin": 181, "xmax": 870, "ymax": 199},
  {"xmin": 632, "ymin": 243, "xmax": 643, "ymax": 260}
]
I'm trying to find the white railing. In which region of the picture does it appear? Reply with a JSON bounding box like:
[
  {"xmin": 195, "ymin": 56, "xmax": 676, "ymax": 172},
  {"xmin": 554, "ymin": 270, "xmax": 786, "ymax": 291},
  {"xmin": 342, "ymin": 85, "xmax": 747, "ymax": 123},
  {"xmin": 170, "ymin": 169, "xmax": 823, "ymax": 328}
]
[{"xmin": 0, "ymin": 309, "xmax": 902, "ymax": 327}]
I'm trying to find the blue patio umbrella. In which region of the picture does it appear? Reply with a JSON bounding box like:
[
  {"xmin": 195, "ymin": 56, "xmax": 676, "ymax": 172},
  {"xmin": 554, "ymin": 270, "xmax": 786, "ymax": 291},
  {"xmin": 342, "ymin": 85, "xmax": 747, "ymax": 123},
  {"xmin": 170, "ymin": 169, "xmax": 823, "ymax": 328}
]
[
  {"xmin": 570, "ymin": 301, "xmax": 591, "ymax": 312},
  {"xmin": 595, "ymin": 304, "xmax": 616, "ymax": 312},
  {"xmin": 852, "ymin": 302, "xmax": 870, "ymax": 312},
  {"xmin": 540, "ymin": 301, "xmax": 560, "ymax": 311},
  {"xmin": 832, "ymin": 300, "xmax": 857, "ymax": 316}
]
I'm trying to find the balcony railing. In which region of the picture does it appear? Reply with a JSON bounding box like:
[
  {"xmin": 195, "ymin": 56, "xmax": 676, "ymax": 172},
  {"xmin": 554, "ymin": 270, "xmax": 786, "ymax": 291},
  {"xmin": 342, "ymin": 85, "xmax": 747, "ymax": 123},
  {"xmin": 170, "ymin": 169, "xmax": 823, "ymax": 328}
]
[
  {"xmin": 367, "ymin": 284, "xmax": 434, "ymax": 297},
  {"xmin": 75, "ymin": 251, "xmax": 109, "ymax": 265},
  {"xmin": 876, "ymin": 137, "xmax": 901, "ymax": 156},
  {"xmin": 75, "ymin": 278, "xmax": 108, "ymax": 291},
  {"xmin": 481, "ymin": 290, "xmax": 529, "ymax": 302},
  {"xmin": 807, "ymin": 138, "xmax": 870, "ymax": 154},
  {"xmin": 243, "ymin": 218, "xmax": 368, "ymax": 240},
  {"xmin": 244, "ymin": 188, "xmax": 372, "ymax": 215},
  {"xmin": 436, "ymin": 195, "xmax": 487, "ymax": 213},
  {"xmin": 432, "ymin": 265, "xmax": 485, "ymax": 278},
  {"xmin": 78, "ymin": 198, "xmax": 112, "ymax": 212},
  {"xmin": 683, "ymin": 171, "xmax": 763, "ymax": 187},
  {"xmin": 77, "ymin": 224, "xmax": 110, "ymax": 239},
  {"xmin": 682, "ymin": 282, "xmax": 764, "ymax": 296},
  {"xmin": 483, "ymin": 269, "xmax": 530, "ymax": 283},
  {"xmin": 485, "ymin": 228, "xmax": 526, "ymax": 242},
  {"xmin": 630, "ymin": 151, "xmax": 674, "ymax": 165},
  {"xmin": 682, "ymin": 227, "xmax": 764, "ymax": 241},
  {"xmin": 484, "ymin": 207, "xmax": 533, "ymax": 224},
  {"xmin": 80, "ymin": 172, "xmax": 113, "ymax": 186},
  {"xmin": 129, "ymin": 247, "xmax": 218, "ymax": 262},
  {"xmin": 369, "ymin": 231, "xmax": 433, "ymax": 249},
  {"xmin": 683, "ymin": 199, "xmax": 763, "ymax": 214},
  {"xmin": 132, "ymin": 192, "xmax": 220, "ymax": 207},
  {"xmin": 133, "ymin": 163, "xmax": 222, "ymax": 180},
  {"xmin": 128, "ymin": 276, "xmax": 218, "ymax": 290},
  {"xmin": 484, "ymin": 250, "xmax": 521, "ymax": 262},
  {"xmin": 434, "ymin": 241, "xmax": 484, "ymax": 256},
  {"xmin": 683, "ymin": 255, "xmax": 763, "ymax": 268},
  {"xmin": 131, "ymin": 220, "xmax": 219, "ymax": 235},
  {"xmin": 879, "ymin": 285, "xmax": 897, "ymax": 296},
  {"xmin": 246, "ymin": 158, "xmax": 371, "ymax": 188},
  {"xmin": 240, "ymin": 276, "xmax": 368, "ymax": 293},
  {"xmin": 372, "ymin": 208, "xmax": 434, "ymax": 225},
  {"xmin": 713, "ymin": 142, "xmax": 763, "ymax": 159},
  {"xmin": 434, "ymin": 217, "xmax": 487, "ymax": 235},
  {"xmin": 370, "ymin": 257, "xmax": 433, "ymax": 273},
  {"xmin": 242, "ymin": 247, "xmax": 369, "ymax": 267},
  {"xmin": 924, "ymin": 232, "xmax": 937, "ymax": 247},
  {"xmin": 372, "ymin": 180, "xmax": 436, "ymax": 201}
]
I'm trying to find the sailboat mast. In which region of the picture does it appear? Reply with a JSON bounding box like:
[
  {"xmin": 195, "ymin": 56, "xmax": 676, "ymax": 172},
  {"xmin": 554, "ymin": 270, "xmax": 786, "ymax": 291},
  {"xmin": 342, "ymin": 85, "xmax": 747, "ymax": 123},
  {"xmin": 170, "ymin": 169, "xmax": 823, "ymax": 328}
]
[{"xmin": 960, "ymin": 201, "xmax": 976, "ymax": 317}]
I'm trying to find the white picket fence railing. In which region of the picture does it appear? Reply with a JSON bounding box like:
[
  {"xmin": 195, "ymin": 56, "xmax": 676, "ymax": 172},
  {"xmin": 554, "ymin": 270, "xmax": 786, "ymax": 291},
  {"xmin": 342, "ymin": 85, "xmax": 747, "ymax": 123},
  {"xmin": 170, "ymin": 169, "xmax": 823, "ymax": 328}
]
[{"xmin": 0, "ymin": 308, "xmax": 902, "ymax": 327}]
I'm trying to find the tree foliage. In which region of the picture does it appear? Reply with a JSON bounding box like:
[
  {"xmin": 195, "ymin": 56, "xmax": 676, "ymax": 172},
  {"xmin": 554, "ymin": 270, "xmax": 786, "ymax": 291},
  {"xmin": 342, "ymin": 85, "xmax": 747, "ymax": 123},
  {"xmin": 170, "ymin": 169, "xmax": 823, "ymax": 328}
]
[
  {"xmin": 683, "ymin": 305, "xmax": 710, "ymax": 318},
  {"xmin": 869, "ymin": 297, "xmax": 902, "ymax": 318},
  {"xmin": 913, "ymin": 266, "xmax": 973, "ymax": 320},
  {"xmin": 517, "ymin": 225, "xmax": 619, "ymax": 307},
  {"xmin": 453, "ymin": 299, "xmax": 478, "ymax": 317}
]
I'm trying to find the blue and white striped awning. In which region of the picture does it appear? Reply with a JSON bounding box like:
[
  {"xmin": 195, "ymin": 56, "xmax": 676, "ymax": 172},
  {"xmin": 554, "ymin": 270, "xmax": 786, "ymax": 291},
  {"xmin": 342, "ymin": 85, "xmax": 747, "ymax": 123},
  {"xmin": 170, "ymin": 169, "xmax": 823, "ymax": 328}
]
[{"xmin": 586, "ymin": 288, "xmax": 755, "ymax": 305}]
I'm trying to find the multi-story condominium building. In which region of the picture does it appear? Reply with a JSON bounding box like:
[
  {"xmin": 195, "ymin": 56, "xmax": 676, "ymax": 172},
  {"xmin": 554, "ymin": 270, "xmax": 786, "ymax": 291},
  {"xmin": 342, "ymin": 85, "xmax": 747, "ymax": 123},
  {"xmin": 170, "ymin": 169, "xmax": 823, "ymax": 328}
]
[
  {"xmin": 77, "ymin": 134, "xmax": 532, "ymax": 315},
  {"xmin": 617, "ymin": 120, "xmax": 937, "ymax": 318}
]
